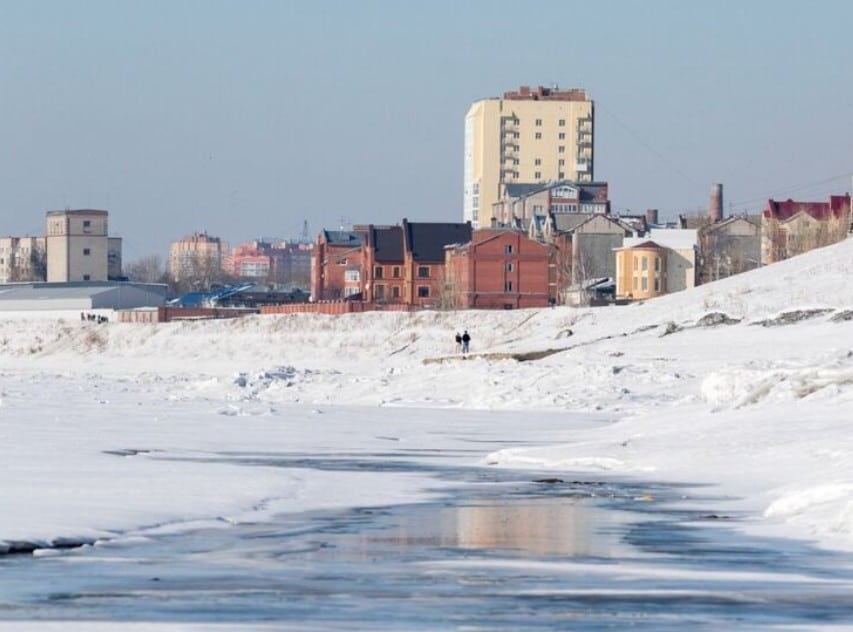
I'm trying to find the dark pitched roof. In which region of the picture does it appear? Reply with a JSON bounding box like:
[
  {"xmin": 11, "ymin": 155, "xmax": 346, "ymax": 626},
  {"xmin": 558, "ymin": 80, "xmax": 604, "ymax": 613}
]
[
  {"xmin": 403, "ymin": 221, "xmax": 472, "ymax": 262},
  {"xmin": 504, "ymin": 183, "xmax": 546, "ymax": 198},
  {"xmin": 323, "ymin": 230, "xmax": 363, "ymax": 247},
  {"xmin": 502, "ymin": 180, "xmax": 609, "ymax": 203},
  {"xmin": 370, "ymin": 226, "xmax": 404, "ymax": 263}
]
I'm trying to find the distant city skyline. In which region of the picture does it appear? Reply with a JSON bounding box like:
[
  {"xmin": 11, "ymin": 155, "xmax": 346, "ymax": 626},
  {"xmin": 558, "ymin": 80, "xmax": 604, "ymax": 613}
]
[{"xmin": 1, "ymin": 0, "xmax": 851, "ymax": 260}]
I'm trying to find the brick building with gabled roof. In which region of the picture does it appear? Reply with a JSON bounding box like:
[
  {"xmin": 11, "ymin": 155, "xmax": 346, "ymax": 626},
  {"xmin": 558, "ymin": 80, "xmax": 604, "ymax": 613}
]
[
  {"xmin": 362, "ymin": 225, "xmax": 404, "ymax": 303},
  {"xmin": 761, "ymin": 194, "xmax": 851, "ymax": 264},
  {"xmin": 311, "ymin": 229, "xmax": 366, "ymax": 300},
  {"xmin": 402, "ymin": 219, "xmax": 472, "ymax": 307},
  {"xmin": 311, "ymin": 220, "xmax": 472, "ymax": 307},
  {"xmin": 445, "ymin": 228, "xmax": 553, "ymax": 309}
]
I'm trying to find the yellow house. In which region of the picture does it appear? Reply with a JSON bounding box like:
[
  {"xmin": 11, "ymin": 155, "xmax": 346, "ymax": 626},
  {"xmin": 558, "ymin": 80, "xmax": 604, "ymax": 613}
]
[{"xmin": 615, "ymin": 240, "xmax": 667, "ymax": 300}]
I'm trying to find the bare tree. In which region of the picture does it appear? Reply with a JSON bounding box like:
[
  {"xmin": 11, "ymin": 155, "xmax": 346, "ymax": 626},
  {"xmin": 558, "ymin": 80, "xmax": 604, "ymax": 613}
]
[{"xmin": 125, "ymin": 254, "xmax": 167, "ymax": 284}]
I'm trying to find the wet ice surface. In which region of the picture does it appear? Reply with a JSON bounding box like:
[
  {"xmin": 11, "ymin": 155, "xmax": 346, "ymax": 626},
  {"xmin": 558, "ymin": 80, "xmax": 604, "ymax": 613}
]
[{"xmin": 2, "ymin": 455, "xmax": 853, "ymax": 630}]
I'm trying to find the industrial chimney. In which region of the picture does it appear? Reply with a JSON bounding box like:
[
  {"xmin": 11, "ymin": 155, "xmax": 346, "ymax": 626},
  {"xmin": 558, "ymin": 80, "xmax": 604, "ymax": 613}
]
[
  {"xmin": 709, "ymin": 183, "xmax": 724, "ymax": 223},
  {"xmin": 645, "ymin": 209, "xmax": 659, "ymax": 226}
]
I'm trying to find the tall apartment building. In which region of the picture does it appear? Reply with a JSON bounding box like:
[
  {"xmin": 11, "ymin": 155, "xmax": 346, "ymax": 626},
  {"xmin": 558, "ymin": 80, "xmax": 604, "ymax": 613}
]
[
  {"xmin": 0, "ymin": 236, "xmax": 46, "ymax": 283},
  {"xmin": 45, "ymin": 209, "xmax": 122, "ymax": 282},
  {"xmin": 169, "ymin": 231, "xmax": 229, "ymax": 282},
  {"xmin": 464, "ymin": 85, "xmax": 594, "ymax": 229}
]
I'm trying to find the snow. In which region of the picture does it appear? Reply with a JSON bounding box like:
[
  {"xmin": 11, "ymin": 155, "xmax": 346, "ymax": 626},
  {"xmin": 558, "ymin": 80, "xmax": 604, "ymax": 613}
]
[{"xmin": 3, "ymin": 237, "xmax": 853, "ymax": 564}]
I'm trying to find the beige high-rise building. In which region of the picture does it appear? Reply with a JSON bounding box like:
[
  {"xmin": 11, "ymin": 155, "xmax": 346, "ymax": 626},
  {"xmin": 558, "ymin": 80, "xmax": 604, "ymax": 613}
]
[
  {"xmin": 169, "ymin": 231, "xmax": 229, "ymax": 282},
  {"xmin": 464, "ymin": 85, "xmax": 594, "ymax": 228}
]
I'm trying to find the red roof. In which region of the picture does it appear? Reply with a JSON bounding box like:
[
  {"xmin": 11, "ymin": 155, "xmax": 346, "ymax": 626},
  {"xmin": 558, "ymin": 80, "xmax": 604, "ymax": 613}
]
[{"xmin": 764, "ymin": 195, "xmax": 851, "ymax": 221}]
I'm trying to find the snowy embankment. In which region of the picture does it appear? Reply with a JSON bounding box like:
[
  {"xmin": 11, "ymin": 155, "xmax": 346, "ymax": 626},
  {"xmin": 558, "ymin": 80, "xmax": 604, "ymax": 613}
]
[{"xmin": 2, "ymin": 237, "xmax": 853, "ymax": 553}]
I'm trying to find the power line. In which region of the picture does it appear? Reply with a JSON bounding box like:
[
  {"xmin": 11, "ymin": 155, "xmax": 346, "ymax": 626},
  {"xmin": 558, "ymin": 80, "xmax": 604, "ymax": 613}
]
[
  {"xmin": 728, "ymin": 172, "xmax": 852, "ymax": 209},
  {"xmin": 597, "ymin": 101, "xmax": 701, "ymax": 188}
]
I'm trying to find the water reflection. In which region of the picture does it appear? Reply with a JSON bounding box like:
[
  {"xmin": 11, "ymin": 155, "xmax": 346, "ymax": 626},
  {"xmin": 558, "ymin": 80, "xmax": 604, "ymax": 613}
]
[
  {"xmin": 2, "ymin": 469, "xmax": 853, "ymax": 629},
  {"xmin": 369, "ymin": 497, "xmax": 640, "ymax": 558}
]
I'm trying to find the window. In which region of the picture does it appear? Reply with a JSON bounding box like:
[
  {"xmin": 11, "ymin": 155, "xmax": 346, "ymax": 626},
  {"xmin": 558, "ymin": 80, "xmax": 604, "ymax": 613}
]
[
  {"xmin": 336, "ymin": 257, "xmax": 348, "ymax": 265},
  {"xmin": 417, "ymin": 286, "xmax": 430, "ymax": 298},
  {"xmin": 534, "ymin": 171, "xmax": 542, "ymax": 180},
  {"xmin": 535, "ymin": 118, "xmax": 542, "ymax": 126},
  {"xmin": 83, "ymin": 248, "xmax": 91, "ymax": 256},
  {"xmin": 417, "ymin": 265, "xmax": 429, "ymax": 278},
  {"xmin": 558, "ymin": 146, "xmax": 565, "ymax": 154},
  {"xmin": 558, "ymin": 119, "xmax": 566, "ymax": 126},
  {"xmin": 633, "ymin": 256, "xmax": 638, "ymax": 268},
  {"xmin": 535, "ymin": 132, "xmax": 542, "ymax": 140},
  {"xmin": 344, "ymin": 286, "xmax": 360, "ymax": 297},
  {"xmin": 642, "ymin": 277, "xmax": 648, "ymax": 291},
  {"xmin": 505, "ymin": 262, "xmax": 513, "ymax": 272},
  {"xmin": 558, "ymin": 172, "xmax": 565, "ymax": 179},
  {"xmin": 641, "ymin": 257, "xmax": 648, "ymax": 271},
  {"xmin": 558, "ymin": 159, "xmax": 565, "ymax": 166},
  {"xmin": 392, "ymin": 286, "xmax": 400, "ymax": 298},
  {"xmin": 633, "ymin": 277, "xmax": 638, "ymax": 290},
  {"xmin": 505, "ymin": 244, "xmax": 513, "ymax": 254},
  {"xmin": 392, "ymin": 266, "xmax": 401, "ymax": 278},
  {"xmin": 374, "ymin": 285, "xmax": 385, "ymax": 298},
  {"xmin": 504, "ymin": 281, "xmax": 513, "ymax": 292},
  {"xmin": 83, "ymin": 274, "xmax": 91, "ymax": 281},
  {"xmin": 534, "ymin": 158, "xmax": 541, "ymax": 166},
  {"xmin": 654, "ymin": 258, "xmax": 661, "ymax": 272},
  {"xmin": 558, "ymin": 132, "xmax": 565, "ymax": 140},
  {"xmin": 344, "ymin": 269, "xmax": 360, "ymax": 282},
  {"xmin": 374, "ymin": 266, "xmax": 383, "ymax": 279},
  {"xmin": 654, "ymin": 279, "xmax": 660, "ymax": 292}
]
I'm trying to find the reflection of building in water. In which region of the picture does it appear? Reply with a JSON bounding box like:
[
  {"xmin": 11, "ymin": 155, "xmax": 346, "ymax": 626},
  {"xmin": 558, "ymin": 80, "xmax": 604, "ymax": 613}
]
[
  {"xmin": 456, "ymin": 499, "xmax": 603, "ymax": 557},
  {"xmin": 347, "ymin": 498, "xmax": 631, "ymax": 561}
]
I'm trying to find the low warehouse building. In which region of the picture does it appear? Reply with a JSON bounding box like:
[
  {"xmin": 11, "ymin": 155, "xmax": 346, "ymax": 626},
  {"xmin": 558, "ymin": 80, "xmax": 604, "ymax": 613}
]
[{"xmin": 0, "ymin": 282, "xmax": 167, "ymax": 311}]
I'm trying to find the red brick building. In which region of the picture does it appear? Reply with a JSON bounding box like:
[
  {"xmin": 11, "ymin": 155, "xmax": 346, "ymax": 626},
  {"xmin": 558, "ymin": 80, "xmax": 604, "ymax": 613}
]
[
  {"xmin": 361, "ymin": 225, "xmax": 404, "ymax": 303},
  {"xmin": 445, "ymin": 228, "xmax": 553, "ymax": 309},
  {"xmin": 761, "ymin": 194, "xmax": 851, "ymax": 264},
  {"xmin": 401, "ymin": 219, "xmax": 472, "ymax": 307},
  {"xmin": 311, "ymin": 220, "xmax": 472, "ymax": 307},
  {"xmin": 311, "ymin": 230, "xmax": 365, "ymax": 300}
]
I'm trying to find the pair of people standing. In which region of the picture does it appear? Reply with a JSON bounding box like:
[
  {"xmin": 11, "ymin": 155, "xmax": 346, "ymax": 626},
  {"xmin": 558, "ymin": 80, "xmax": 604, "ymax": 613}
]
[{"xmin": 455, "ymin": 330, "xmax": 471, "ymax": 356}]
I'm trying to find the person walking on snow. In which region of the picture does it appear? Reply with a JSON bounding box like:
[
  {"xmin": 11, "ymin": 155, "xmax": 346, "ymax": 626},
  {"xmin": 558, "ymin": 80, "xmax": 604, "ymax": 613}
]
[
  {"xmin": 461, "ymin": 330, "xmax": 471, "ymax": 356},
  {"xmin": 455, "ymin": 332, "xmax": 462, "ymax": 353}
]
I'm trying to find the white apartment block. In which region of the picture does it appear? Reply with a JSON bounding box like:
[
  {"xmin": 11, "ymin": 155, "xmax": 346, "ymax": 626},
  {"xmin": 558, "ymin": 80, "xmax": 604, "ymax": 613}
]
[
  {"xmin": 0, "ymin": 236, "xmax": 46, "ymax": 283},
  {"xmin": 464, "ymin": 85, "xmax": 594, "ymax": 229}
]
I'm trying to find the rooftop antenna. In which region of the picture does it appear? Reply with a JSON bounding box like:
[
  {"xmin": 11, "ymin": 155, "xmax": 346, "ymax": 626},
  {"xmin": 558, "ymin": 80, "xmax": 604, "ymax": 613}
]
[{"xmin": 300, "ymin": 219, "xmax": 310, "ymax": 243}]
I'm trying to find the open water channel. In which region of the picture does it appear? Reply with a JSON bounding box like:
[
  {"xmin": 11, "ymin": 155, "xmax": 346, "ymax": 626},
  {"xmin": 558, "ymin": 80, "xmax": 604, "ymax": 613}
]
[{"xmin": 1, "ymin": 450, "xmax": 853, "ymax": 630}]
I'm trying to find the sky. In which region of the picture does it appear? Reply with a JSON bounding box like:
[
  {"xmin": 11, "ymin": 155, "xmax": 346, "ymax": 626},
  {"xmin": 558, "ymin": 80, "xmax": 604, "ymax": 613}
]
[
  {"xmin": 3, "ymin": 232, "xmax": 853, "ymax": 600},
  {"xmin": 1, "ymin": 0, "xmax": 852, "ymax": 261}
]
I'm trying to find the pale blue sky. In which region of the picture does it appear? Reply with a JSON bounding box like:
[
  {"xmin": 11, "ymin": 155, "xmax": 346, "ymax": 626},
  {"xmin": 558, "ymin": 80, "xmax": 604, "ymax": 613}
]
[{"xmin": 1, "ymin": 0, "xmax": 851, "ymax": 259}]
